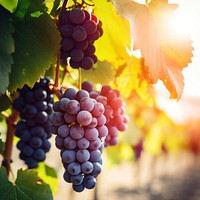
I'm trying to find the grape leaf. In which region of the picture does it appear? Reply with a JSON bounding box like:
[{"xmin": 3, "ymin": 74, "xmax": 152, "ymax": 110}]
[
  {"xmin": 37, "ymin": 163, "xmax": 58, "ymax": 194},
  {"xmin": 112, "ymin": 0, "xmax": 193, "ymax": 99},
  {"xmin": 93, "ymin": 0, "xmax": 131, "ymax": 64},
  {"xmin": 0, "ymin": 6, "xmax": 14, "ymax": 93},
  {"xmin": 9, "ymin": 13, "xmax": 60, "ymax": 91},
  {"xmin": 0, "ymin": 134, "xmax": 5, "ymax": 154},
  {"xmin": 81, "ymin": 61, "xmax": 115, "ymax": 85},
  {"xmin": 0, "ymin": 167, "xmax": 53, "ymax": 200},
  {"xmin": 13, "ymin": 0, "xmax": 48, "ymax": 19},
  {"xmin": 0, "ymin": 0, "xmax": 18, "ymax": 12},
  {"xmin": 115, "ymin": 56, "xmax": 151, "ymax": 101},
  {"xmin": 0, "ymin": 94, "xmax": 11, "ymax": 112}
]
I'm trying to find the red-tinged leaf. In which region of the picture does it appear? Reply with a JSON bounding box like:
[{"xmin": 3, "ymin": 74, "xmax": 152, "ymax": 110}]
[{"xmin": 112, "ymin": 0, "xmax": 193, "ymax": 99}]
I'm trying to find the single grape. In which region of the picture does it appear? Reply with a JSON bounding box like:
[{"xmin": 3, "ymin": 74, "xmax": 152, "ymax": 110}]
[
  {"xmin": 33, "ymin": 148, "xmax": 46, "ymax": 161},
  {"xmin": 81, "ymin": 161, "xmax": 93, "ymax": 174},
  {"xmin": 83, "ymin": 175, "xmax": 96, "ymax": 189},
  {"xmin": 80, "ymin": 97, "xmax": 95, "ymax": 111},
  {"xmin": 58, "ymin": 124, "xmax": 70, "ymax": 137},
  {"xmin": 81, "ymin": 81, "xmax": 93, "ymax": 92},
  {"xmin": 62, "ymin": 150, "xmax": 76, "ymax": 164},
  {"xmin": 72, "ymin": 183, "xmax": 85, "ymax": 192},
  {"xmin": 76, "ymin": 149, "xmax": 90, "ymax": 163},
  {"xmin": 63, "ymin": 136, "xmax": 77, "ymax": 149},
  {"xmin": 69, "ymin": 125, "xmax": 84, "ymax": 140},
  {"xmin": 60, "ymin": 24, "xmax": 74, "ymax": 37},
  {"xmin": 72, "ymin": 26, "xmax": 87, "ymax": 41},
  {"xmin": 77, "ymin": 137, "xmax": 90, "ymax": 149},
  {"xmin": 84, "ymin": 128, "xmax": 98, "ymax": 141},
  {"xmin": 67, "ymin": 162, "xmax": 81, "ymax": 175},
  {"xmin": 80, "ymin": 56, "xmax": 94, "ymax": 70},
  {"xmin": 61, "ymin": 38, "xmax": 74, "ymax": 51},
  {"xmin": 70, "ymin": 48, "xmax": 84, "ymax": 62},
  {"xmin": 71, "ymin": 173, "xmax": 83, "ymax": 185},
  {"xmin": 69, "ymin": 8, "xmax": 85, "ymax": 24},
  {"xmin": 76, "ymin": 110, "xmax": 92, "ymax": 126},
  {"xmin": 89, "ymin": 150, "xmax": 101, "ymax": 162}
]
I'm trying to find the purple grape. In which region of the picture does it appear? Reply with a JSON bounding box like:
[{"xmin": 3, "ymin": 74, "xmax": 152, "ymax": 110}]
[
  {"xmin": 60, "ymin": 24, "xmax": 74, "ymax": 37},
  {"xmin": 70, "ymin": 48, "xmax": 84, "ymax": 62},
  {"xmin": 77, "ymin": 137, "xmax": 90, "ymax": 149},
  {"xmin": 84, "ymin": 128, "xmax": 98, "ymax": 141},
  {"xmin": 66, "ymin": 99, "xmax": 80, "ymax": 115},
  {"xmin": 81, "ymin": 81, "xmax": 93, "ymax": 92},
  {"xmin": 72, "ymin": 26, "xmax": 87, "ymax": 41},
  {"xmin": 83, "ymin": 20, "xmax": 97, "ymax": 35},
  {"xmin": 69, "ymin": 125, "xmax": 84, "ymax": 140},
  {"xmin": 69, "ymin": 8, "xmax": 85, "ymax": 25},
  {"xmin": 91, "ymin": 102, "xmax": 105, "ymax": 117},
  {"xmin": 83, "ymin": 175, "xmax": 96, "ymax": 189},
  {"xmin": 80, "ymin": 97, "xmax": 95, "ymax": 111},
  {"xmin": 63, "ymin": 136, "xmax": 77, "ymax": 149},
  {"xmin": 81, "ymin": 161, "xmax": 93, "ymax": 174},
  {"xmin": 89, "ymin": 150, "xmax": 101, "ymax": 162},
  {"xmin": 71, "ymin": 173, "xmax": 83, "ymax": 185},
  {"xmin": 61, "ymin": 38, "xmax": 74, "ymax": 51},
  {"xmin": 62, "ymin": 150, "xmax": 76, "ymax": 164},
  {"xmin": 58, "ymin": 124, "xmax": 70, "ymax": 137},
  {"xmin": 49, "ymin": 112, "xmax": 64, "ymax": 126},
  {"xmin": 76, "ymin": 110, "xmax": 92, "ymax": 126},
  {"xmin": 76, "ymin": 149, "xmax": 90, "ymax": 163},
  {"xmin": 67, "ymin": 162, "xmax": 81, "ymax": 175},
  {"xmin": 80, "ymin": 56, "xmax": 94, "ymax": 70},
  {"xmin": 72, "ymin": 183, "xmax": 85, "ymax": 192}
]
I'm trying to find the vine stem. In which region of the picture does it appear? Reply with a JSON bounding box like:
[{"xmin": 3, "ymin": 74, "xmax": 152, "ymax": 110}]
[
  {"xmin": 61, "ymin": 0, "xmax": 69, "ymax": 11},
  {"xmin": 78, "ymin": 67, "xmax": 82, "ymax": 90},
  {"xmin": 2, "ymin": 110, "xmax": 19, "ymax": 176}
]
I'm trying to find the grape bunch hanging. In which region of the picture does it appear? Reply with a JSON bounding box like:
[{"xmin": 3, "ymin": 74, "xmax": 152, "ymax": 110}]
[
  {"xmin": 50, "ymin": 88, "xmax": 108, "ymax": 192},
  {"xmin": 82, "ymin": 81, "xmax": 129, "ymax": 147},
  {"xmin": 13, "ymin": 78, "xmax": 54, "ymax": 169},
  {"xmin": 59, "ymin": 7, "xmax": 103, "ymax": 70}
]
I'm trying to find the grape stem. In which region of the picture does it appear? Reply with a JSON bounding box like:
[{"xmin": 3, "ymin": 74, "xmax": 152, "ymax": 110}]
[
  {"xmin": 78, "ymin": 67, "xmax": 82, "ymax": 90},
  {"xmin": 2, "ymin": 110, "xmax": 19, "ymax": 176},
  {"xmin": 61, "ymin": 0, "xmax": 69, "ymax": 11}
]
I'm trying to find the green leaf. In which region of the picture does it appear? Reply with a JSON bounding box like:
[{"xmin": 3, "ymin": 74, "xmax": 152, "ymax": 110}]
[
  {"xmin": 0, "ymin": 134, "xmax": 5, "ymax": 155},
  {"xmin": 15, "ymin": 169, "xmax": 53, "ymax": 200},
  {"xmin": 0, "ymin": 94, "xmax": 11, "ymax": 112},
  {"xmin": 9, "ymin": 13, "xmax": 60, "ymax": 91},
  {"xmin": 0, "ymin": 167, "xmax": 53, "ymax": 200},
  {"xmin": 37, "ymin": 163, "xmax": 58, "ymax": 194},
  {"xmin": 13, "ymin": 0, "xmax": 31, "ymax": 19},
  {"xmin": 0, "ymin": 0, "xmax": 18, "ymax": 12},
  {"xmin": 0, "ymin": 6, "xmax": 14, "ymax": 93},
  {"xmin": 82, "ymin": 61, "xmax": 115, "ymax": 85},
  {"xmin": 13, "ymin": 0, "xmax": 47, "ymax": 19},
  {"xmin": 0, "ymin": 167, "xmax": 16, "ymax": 200}
]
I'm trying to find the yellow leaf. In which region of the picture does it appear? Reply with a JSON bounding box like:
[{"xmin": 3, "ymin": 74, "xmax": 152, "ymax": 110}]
[
  {"xmin": 112, "ymin": 0, "xmax": 193, "ymax": 99},
  {"xmin": 93, "ymin": 0, "xmax": 132, "ymax": 64},
  {"xmin": 115, "ymin": 56, "xmax": 151, "ymax": 101}
]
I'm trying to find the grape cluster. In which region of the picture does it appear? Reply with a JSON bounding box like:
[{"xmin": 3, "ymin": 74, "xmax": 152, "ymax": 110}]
[
  {"xmin": 59, "ymin": 7, "xmax": 103, "ymax": 70},
  {"xmin": 50, "ymin": 88, "xmax": 108, "ymax": 192},
  {"xmin": 82, "ymin": 81, "xmax": 129, "ymax": 147},
  {"xmin": 13, "ymin": 78, "xmax": 54, "ymax": 168}
]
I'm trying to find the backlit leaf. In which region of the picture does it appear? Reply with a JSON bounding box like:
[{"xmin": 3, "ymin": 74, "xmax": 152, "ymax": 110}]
[
  {"xmin": 93, "ymin": 0, "xmax": 131, "ymax": 65},
  {"xmin": 112, "ymin": 0, "xmax": 193, "ymax": 99}
]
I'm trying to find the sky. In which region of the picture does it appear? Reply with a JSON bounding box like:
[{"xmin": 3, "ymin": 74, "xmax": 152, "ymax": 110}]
[{"xmin": 154, "ymin": 0, "xmax": 200, "ymax": 123}]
